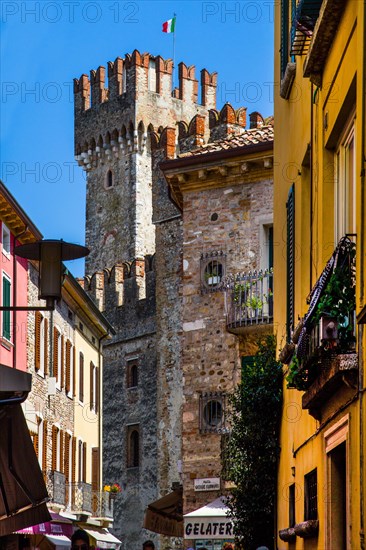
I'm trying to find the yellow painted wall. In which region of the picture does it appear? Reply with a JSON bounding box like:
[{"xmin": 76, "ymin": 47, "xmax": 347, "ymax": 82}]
[
  {"xmin": 74, "ymin": 316, "xmax": 102, "ymax": 489},
  {"xmin": 274, "ymin": 0, "xmax": 365, "ymax": 548}
]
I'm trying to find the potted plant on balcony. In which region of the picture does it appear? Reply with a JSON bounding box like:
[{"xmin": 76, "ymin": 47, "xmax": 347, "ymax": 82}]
[
  {"xmin": 314, "ymin": 258, "xmax": 356, "ymax": 352},
  {"xmin": 104, "ymin": 483, "xmax": 121, "ymax": 501}
]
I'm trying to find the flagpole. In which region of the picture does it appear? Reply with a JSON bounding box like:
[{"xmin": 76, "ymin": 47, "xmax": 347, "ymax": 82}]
[{"xmin": 173, "ymin": 13, "xmax": 176, "ymax": 90}]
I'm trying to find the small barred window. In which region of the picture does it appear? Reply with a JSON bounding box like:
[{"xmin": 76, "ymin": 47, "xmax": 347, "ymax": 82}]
[{"xmin": 199, "ymin": 392, "xmax": 227, "ymax": 434}]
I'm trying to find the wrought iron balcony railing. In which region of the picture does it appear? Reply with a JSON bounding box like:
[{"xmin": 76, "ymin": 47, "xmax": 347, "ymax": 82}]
[
  {"xmin": 285, "ymin": 236, "xmax": 357, "ymax": 416},
  {"xmin": 94, "ymin": 491, "xmax": 115, "ymax": 519},
  {"xmin": 225, "ymin": 269, "xmax": 273, "ymax": 331},
  {"xmin": 70, "ymin": 482, "xmax": 92, "ymax": 513},
  {"xmin": 48, "ymin": 470, "xmax": 66, "ymax": 505}
]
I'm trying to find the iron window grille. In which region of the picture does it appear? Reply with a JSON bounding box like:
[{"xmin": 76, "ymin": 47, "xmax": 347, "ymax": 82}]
[
  {"xmin": 304, "ymin": 468, "xmax": 318, "ymax": 520},
  {"xmin": 201, "ymin": 251, "xmax": 226, "ymax": 293},
  {"xmin": 199, "ymin": 392, "xmax": 227, "ymax": 434}
]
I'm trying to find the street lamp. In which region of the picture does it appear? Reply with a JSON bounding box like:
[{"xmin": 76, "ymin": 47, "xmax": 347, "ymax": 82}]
[{"xmin": 0, "ymin": 239, "xmax": 89, "ymax": 311}]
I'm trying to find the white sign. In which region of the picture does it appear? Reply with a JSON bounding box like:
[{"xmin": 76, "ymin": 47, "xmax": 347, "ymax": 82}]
[
  {"xmin": 194, "ymin": 478, "xmax": 220, "ymax": 492},
  {"xmin": 184, "ymin": 516, "xmax": 234, "ymax": 540}
]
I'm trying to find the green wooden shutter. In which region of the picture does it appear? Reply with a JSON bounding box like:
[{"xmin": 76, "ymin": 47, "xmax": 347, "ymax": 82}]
[
  {"xmin": 281, "ymin": 0, "xmax": 289, "ymax": 78},
  {"xmin": 2, "ymin": 276, "xmax": 11, "ymax": 340},
  {"xmin": 287, "ymin": 184, "xmax": 295, "ymax": 342}
]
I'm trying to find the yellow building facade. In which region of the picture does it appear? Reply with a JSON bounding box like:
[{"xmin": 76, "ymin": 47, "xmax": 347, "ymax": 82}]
[{"xmin": 274, "ymin": 1, "xmax": 366, "ymax": 549}]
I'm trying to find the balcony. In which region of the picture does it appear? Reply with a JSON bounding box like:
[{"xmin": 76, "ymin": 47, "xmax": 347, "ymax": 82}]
[
  {"xmin": 70, "ymin": 482, "xmax": 92, "ymax": 514},
  {"xmin": 48, "ymin": 471, "xmax": 66, "ymax": 506},
  {"xmin": 225, "ymin": 269, "xmax": 273, "ymax": 334},
  {"xmin": 290, "ymin": 0, "xmax": 323, "ymax": 57},
  {"xmin": 286, "ymin": 237, "xmax": 357, "ymax": 418},
  {"xmin": 93, "ymin": 491, "xmax": 115, "ymax": 520}
]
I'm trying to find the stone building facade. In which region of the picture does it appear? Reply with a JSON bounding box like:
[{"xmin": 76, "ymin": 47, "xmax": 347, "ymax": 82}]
[
  {"xmin": 74, "ymin": 49, "xmax": 274, "ymax": 549},
  {"xmin": 26, "ymin": 262, "xmax": 115, "ymax": 531},
  {"xmin": 74, "ymin": 50, "xmax": 217, "ymax": 548},
  {"xmin": 160, "ymin": 113, "xmax": 274, "ymax": 528}
]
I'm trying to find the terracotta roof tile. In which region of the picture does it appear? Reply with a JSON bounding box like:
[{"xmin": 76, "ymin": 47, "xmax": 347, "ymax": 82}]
[{"xmin": 179, "ymin": 124, "xmax": 274, "ymax": 158}]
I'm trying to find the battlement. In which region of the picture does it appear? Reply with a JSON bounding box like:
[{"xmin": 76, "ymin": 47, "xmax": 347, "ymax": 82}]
[
  {"xmin": 74, "ymin": 49, "xmax": 217, "ymax": 113},
  {"xmin": 150, "ymin": 103, "xmax": 249, "ymax": 158},
  {"xmin": 83, "ymin": 255, "xmax": 155, "ymax": 312}
]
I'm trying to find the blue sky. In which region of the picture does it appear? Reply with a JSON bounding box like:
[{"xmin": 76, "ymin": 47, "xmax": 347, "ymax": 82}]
[{"xmin": 0, "ymin": 0, "xmax": 274, "ymax": 276}]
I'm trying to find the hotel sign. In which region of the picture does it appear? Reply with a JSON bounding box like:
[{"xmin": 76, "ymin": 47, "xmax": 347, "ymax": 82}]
[{"xmin": 194, "ymin": 478, "xmax": 220, "ymax": 492}]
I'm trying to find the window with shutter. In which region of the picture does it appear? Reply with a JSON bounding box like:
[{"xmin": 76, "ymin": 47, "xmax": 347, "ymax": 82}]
[
  {"xmin": 64, "ymin": 434, "xmax": 71, "ymax": 505},
  {"xmin": 286, "ymin": 184, "xmax": 295, "ymax": 342},
  {"xmin": 78, "ymin": 440, "xmax": 82, "ymax": 483},
  {"xmin": 2, "ymin": 275, "xmax": 11, "ymax": 341},
  {"xmin": 35, "ymin": 312, "xmax": 41, "ymax": 371},
  {"xmin": 59, "ymin": 430, "xmax": 64, "ymax": 473},
  {"xmin": 83, "ymin": 442, "xmax": 87, "ymax": 482},
  {"xmin": 44, "ymin": 317, "xmax": 49, "ymax": 375},
  {"xmin": 281, "ymin": 0, "xmax": 289, "ymax": 79},
  {"xmin": 73, "ymin": 346, "xmax": 76, "ymax": 397},
  {"xmin": 79, "ymin": 352, "xmax": 84, "ymax": 402},
  {"xmin": 42, "ymin": 421, "xmax": 48, "ymax": 473},
  {"xmin": 53, "ymin": 327, "xmax": 59, "ymax": 380},
  {"xmin": 90, "ymin": 362, "xmax": 94, "ymax": 410},
  {"xmin": 91, "ymin": 447, "xmax": 99, "ymax": 491},
  {"xmin": 66, "ymin": 340, "xmax": 71, "ymax": 393},
  {"xmin": 52, "ymin": 425, "xmax": 58, "ymax": 471},
  {"xmin": 95, "ymin": 367, "xmax": 99, "ymax": 414},
  {"xmin": 72, "ymin": 437, "xmax": 76, "ymax": 483},
  {"xmin": 61, "ymin": 335, "xmax": 65, "ymax": 389},
  {"xmin": 64, "ymin": 434, "xmax": 70, "ymax": 482}
]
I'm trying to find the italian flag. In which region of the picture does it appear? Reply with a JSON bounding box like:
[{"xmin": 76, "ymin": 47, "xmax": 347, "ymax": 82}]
[{"xmin": 162, "ymin": 16, "xmax": 176, "ymax": 33}]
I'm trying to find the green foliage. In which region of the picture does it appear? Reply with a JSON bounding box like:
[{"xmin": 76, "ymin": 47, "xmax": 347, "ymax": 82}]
[
  {"xmin": 285, "ymin": 355, "xmax": 307, "ymax": 391},
  {"xmin": 314, "ymin": 257, "xmax": 356, "ymax": 348},
  {"xmin": 223, "ymin": 335, "xmax": 282, "ymax": 550}
]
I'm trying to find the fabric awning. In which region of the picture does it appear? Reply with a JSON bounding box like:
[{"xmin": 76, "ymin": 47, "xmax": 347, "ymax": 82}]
[
  {"xmin": 183, "ymin": 496, "xmax": 234, "ymax": 540},
  {"xmin": 81, "ymin": 527, "xmax": 121, "ymax": 549},
  {"xmin": 144, "ymin": 487, "xmax": 183, "ymax": 538},
  {"xmin": 0, "ymin": 398, "xmax": 51, "ymax": 535},
  {"xmin": 16, "ymin": 512, "xmax": 73, "ymax": 537},
  {"xmin": 44, "ymin": 535, "xmax": 71, "ymax": 549}
]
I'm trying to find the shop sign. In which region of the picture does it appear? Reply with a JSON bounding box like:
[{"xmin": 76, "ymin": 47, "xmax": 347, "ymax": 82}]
[
  {"xmin": 194, "ymin": 478, "xmax": 220, "ymax": 492},
  {"xmin": 184, "ymin": 516, "xmax": 234, "ymax": 540}
]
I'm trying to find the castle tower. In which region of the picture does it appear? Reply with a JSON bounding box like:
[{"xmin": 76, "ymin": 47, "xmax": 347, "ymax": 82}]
[
  {"xmin": 74, "ymin": 50, "xmax": 217, "ymax": 274},
  {"xmin": 74, "ymin": 51, "xmax": 218, "ymax": 549}
]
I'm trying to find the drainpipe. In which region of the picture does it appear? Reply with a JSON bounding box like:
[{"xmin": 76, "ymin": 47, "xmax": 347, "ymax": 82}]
[{"xmin": 12, "ymin": 226, "xmax": 28, "ymax": 369}]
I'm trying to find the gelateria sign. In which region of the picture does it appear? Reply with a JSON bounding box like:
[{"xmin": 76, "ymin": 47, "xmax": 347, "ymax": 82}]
[{"xmin": 183, "ymin": 497, "xmax": 234, "ymax": 540}]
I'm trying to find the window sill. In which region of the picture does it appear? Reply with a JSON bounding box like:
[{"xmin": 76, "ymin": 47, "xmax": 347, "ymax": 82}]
[
  {"xmin": 2, "ymin": 251, "xmax": 11, "ymax": 260},
  {"xmin": 36, "ymin": 369, "xmax": 45, "ymax": 379},
  {"xmin": 1, "ymin": 337, "xmax": 13, "ymax": 350}
]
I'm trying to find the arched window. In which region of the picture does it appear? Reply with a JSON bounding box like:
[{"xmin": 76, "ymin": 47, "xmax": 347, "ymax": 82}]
[
  {"xmin": 127, "ymin": 363, "xmax": 138, "ymax": 388},
  {"xmin": 106, "ymin": 170, "xmax": 113, "ymax": 188},
  {"xmin": 130, "ymin": 431, "xmax": 139, "ymax": 467},
  {"xmin": 127, "ymin": 426, "xmax": 140, "ymax": 468}
]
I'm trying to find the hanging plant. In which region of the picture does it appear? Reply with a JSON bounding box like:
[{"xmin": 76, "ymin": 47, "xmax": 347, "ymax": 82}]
[
  {"xmin": 285, "ymin": 355, "xmax": 308, "ymax": 391},
  {"xmin": 313, "ymin": 242, "xmax": 356, "ymax": 350}
]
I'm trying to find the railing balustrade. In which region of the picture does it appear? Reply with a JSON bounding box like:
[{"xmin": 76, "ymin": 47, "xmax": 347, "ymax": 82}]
[{"xmin": 225, "ymin": 269, "xmax": 273, "ymax": 329}]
